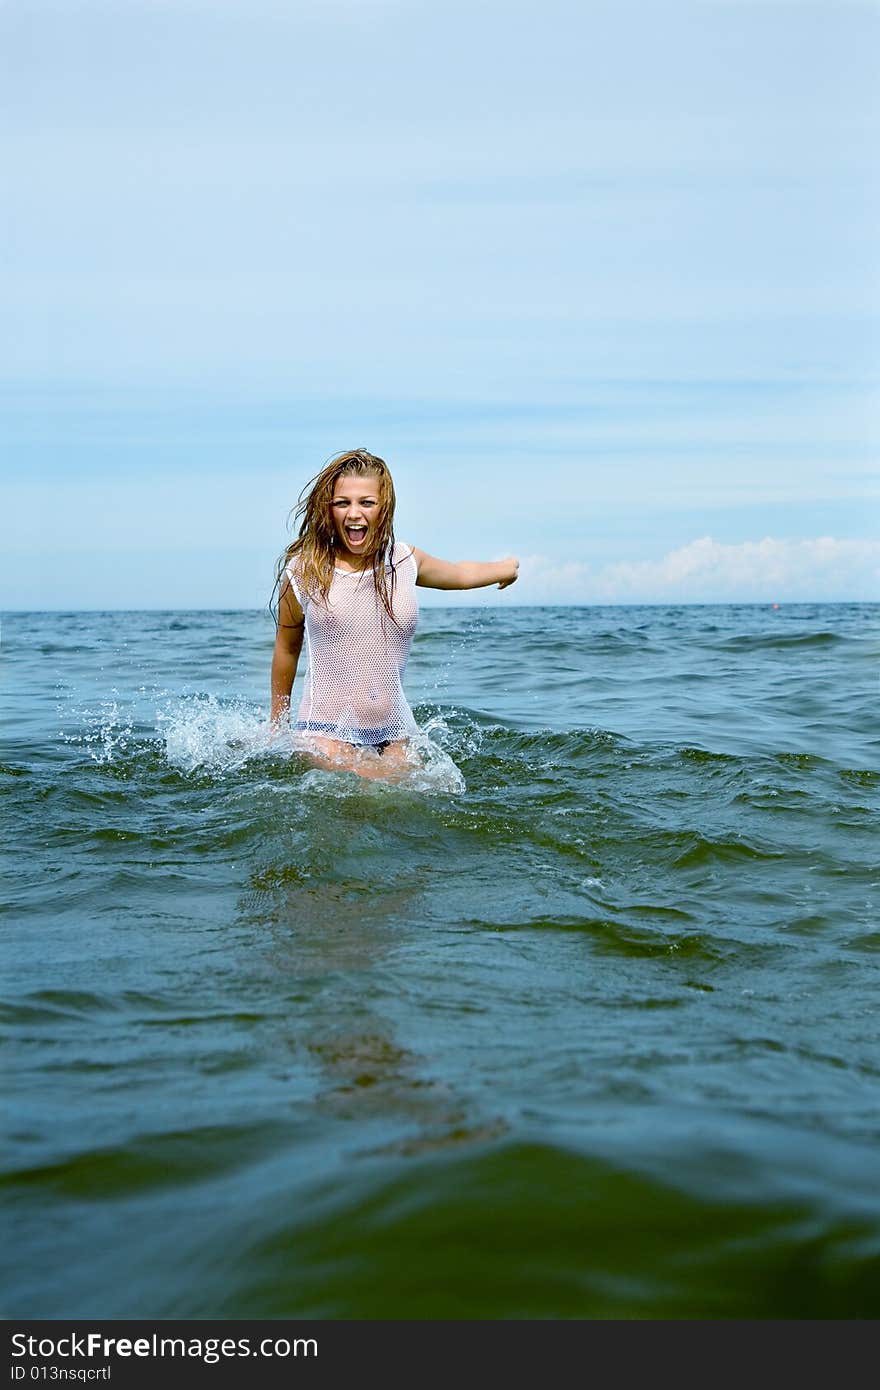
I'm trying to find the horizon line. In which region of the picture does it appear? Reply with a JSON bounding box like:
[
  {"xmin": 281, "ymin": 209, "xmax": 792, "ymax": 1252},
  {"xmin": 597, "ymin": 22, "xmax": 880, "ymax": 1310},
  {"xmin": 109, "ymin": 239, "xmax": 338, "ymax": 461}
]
[{"xmin": 3, "ymin": 598, "xmax": 878, "ymax": 619}]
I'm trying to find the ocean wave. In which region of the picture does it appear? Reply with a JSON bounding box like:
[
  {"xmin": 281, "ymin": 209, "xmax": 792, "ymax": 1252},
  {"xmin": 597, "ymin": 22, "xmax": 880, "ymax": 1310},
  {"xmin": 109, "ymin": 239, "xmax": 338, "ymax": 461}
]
[
  {"xmin": 7, "ymin": 1129, "xmax": 879, "ymax": 1318},
  {"xmin": 711, "ymin": 631, "xmax": 846, "ymax": 652}
]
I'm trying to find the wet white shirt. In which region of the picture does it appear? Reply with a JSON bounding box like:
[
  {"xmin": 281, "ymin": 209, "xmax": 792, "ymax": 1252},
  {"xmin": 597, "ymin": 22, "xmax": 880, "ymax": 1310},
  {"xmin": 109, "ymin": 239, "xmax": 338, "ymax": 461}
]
[{"xmin": 285, "ymin": 542, "xmax": 419, "ymax": 746}]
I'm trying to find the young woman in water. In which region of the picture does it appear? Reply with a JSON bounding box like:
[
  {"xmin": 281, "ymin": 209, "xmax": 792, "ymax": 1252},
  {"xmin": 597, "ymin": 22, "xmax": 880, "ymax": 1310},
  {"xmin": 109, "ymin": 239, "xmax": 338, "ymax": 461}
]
[{"xmin": 270, "ymin": 448, "xmax": 518, "ymax": 780}]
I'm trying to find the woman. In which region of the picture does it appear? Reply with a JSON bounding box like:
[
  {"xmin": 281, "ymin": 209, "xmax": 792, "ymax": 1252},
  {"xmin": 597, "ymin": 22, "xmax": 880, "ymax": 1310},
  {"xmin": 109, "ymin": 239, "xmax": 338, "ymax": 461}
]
[{"xmin": 270, "ymin": 448, "xmax": 518, "ymax": 780}]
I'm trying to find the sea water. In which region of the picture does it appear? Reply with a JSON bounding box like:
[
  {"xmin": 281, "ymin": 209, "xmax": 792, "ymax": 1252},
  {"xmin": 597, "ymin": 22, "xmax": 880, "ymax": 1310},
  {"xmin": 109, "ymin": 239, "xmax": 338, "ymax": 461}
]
[{"xmin": 2, "ymin": 603, "xmax": 878, "ymax": 1317}]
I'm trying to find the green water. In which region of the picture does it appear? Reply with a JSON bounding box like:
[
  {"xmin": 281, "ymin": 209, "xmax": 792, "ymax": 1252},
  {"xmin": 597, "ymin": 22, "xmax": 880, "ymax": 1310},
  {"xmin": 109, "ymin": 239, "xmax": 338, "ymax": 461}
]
[{"xmin": 2, "ymin": 604, "xmax": 879, "ymax": 1317}]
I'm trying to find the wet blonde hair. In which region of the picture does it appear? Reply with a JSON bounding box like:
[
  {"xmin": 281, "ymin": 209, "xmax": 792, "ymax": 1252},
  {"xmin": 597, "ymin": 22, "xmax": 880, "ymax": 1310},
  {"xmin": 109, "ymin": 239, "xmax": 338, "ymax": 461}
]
[{"xmin": 273, "ymin": 449, "xmax": 400, "ymax": 625}]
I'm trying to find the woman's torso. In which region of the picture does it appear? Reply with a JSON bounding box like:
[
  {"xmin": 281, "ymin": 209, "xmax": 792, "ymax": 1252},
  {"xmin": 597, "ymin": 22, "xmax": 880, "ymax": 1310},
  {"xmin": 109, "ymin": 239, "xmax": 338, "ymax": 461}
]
[{"xmin": 286, "ymin": 541, "xmax": 419, "ymax": 746}]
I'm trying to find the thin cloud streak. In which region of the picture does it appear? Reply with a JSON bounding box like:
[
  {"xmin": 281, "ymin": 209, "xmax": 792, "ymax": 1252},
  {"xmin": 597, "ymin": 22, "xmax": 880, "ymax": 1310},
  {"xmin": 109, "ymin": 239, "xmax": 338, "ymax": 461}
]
[{"xmin": 520, "ymin": 537, "xmax": 880, "ymax": 604}]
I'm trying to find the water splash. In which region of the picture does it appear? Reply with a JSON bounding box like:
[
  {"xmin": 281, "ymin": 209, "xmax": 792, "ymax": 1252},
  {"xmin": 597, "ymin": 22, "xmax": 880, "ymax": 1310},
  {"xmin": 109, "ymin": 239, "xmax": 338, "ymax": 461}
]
[
  {"xmin": 404, "ymin": 728, "xmax": 466, "ymax": 794},
  {"xmin": 158, "ymin": 693, "xmax": 465, "ymax": 792},
  {"xmin": 425, "ymin": 612, "xmax": 487, "ymax": 704},
  {"xmin": 416, "ymin": 707, "xmax": 488, "ymax": 761},
  {"xmin": 158, "ymin": 694, "xmax": 271, "ymax": 774},
  {"xmin": 58, "ymin": 697, "xmax": 135, "ymax": 766}
]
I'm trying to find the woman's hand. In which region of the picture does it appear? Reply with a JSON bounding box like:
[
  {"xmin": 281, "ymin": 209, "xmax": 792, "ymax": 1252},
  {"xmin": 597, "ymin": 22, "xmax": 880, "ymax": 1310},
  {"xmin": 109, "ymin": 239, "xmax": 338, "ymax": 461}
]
[{"xmin": 497, "ymin": 557, "xmax": 519, "ymax": 590}]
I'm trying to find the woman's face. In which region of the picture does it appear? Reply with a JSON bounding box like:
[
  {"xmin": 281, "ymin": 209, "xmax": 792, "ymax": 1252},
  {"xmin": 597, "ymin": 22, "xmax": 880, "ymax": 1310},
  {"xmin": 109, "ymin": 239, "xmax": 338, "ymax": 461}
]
[{"xmin": 330, "ymin": 473, "xmax": 381, "ymax": 558}]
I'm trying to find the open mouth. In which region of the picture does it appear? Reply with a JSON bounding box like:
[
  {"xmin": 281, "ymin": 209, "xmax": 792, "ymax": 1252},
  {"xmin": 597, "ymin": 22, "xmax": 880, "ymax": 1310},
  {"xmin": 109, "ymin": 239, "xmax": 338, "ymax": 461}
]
[{"xmin": 345, "ymin": 525, "xmax": 368, "ymax": 545}]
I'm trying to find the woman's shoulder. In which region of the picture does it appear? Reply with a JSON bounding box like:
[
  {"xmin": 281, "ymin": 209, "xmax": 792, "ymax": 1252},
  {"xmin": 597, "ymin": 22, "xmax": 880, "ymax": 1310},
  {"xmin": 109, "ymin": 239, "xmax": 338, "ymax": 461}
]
[
  {"xmin": 390, "ymin": 540, "xmax": 418, "ymax": 569},
  {"xmin": 283, "ymin": 555, "xmax": 307, "ymax": 604}
]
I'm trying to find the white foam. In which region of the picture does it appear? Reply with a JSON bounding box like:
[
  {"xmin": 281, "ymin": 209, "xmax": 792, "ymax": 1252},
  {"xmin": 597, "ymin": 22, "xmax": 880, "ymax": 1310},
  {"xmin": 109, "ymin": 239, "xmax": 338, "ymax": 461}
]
[
  {"xmin": 157, "ymin": 694, "xmax": 465, "ymax": 792},
  {"xmin": 406, "ymin": 727, "xmax": 466, "ymax": 794},
  {"xmin": 419, "ymin": 708, "xmax": 486, "ymax": 760},
  {"xmin": 158, "ymin": 694, "xmax": 271, "ymax": 774}
]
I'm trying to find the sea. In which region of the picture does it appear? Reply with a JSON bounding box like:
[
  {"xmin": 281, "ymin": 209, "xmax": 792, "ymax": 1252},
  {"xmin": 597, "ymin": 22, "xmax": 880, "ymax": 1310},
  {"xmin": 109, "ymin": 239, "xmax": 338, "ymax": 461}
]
[{"xmin": 2, "ymin": 602, "xmax": 878, "ymax": 1319}]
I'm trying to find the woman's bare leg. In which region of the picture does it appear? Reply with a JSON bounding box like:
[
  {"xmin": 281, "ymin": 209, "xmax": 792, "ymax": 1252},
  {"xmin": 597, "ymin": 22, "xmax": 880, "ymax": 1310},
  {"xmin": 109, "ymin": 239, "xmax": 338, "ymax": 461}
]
[{"xmin": 300, "ymin": 735, "xmax": 416, "ymax": 782}]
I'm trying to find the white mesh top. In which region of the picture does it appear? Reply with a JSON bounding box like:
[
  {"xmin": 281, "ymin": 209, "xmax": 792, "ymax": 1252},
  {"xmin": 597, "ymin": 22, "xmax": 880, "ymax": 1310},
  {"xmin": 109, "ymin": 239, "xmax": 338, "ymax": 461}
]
[{"xmin": 284, "ymin": 542, "xmax": 419, "ymax": 746}]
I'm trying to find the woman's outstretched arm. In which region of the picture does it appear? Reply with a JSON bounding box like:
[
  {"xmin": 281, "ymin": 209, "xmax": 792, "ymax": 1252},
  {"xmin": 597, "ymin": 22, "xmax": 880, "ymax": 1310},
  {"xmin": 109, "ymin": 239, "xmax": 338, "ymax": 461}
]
[
  {"xmin": 412, "ymin": 549, "xmax": 519, "ymax": 591},
  {"xmin": 270, "ymin": 580, "xmax": 305, "ymax": 726}
]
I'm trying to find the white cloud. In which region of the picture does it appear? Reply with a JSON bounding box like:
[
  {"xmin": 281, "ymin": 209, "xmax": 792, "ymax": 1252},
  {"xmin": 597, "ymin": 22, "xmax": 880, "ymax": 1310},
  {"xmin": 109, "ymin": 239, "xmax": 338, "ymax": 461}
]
[{"xmin": 519, "ymin": 537, "xmax": 880, "ymax": 603}]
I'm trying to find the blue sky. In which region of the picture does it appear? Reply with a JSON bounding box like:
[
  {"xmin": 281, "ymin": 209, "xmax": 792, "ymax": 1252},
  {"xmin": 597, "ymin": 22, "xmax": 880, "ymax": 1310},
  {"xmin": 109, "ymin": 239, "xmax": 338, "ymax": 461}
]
[{"xmin": 2, "ymin": 0, "xmax": 878, "ymax": 608}]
